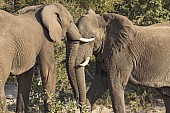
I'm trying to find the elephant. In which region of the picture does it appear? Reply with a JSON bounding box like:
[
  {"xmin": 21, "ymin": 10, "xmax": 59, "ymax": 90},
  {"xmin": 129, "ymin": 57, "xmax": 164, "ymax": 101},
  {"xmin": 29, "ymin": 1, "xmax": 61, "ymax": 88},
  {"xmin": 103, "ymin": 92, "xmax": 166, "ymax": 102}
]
[
  {"xmin": 66, "ymin": 9, "xmax": 170, "ymax": 113},
  {"xmin": 0, "ymin": 3, "xmax": 94, "ymax": 113}
]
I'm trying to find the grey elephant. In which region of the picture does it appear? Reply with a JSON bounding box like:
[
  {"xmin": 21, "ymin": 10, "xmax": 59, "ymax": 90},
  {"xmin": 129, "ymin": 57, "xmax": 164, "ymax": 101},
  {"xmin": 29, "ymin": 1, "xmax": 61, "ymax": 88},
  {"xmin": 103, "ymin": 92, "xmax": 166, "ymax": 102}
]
[
  {"xmin": 66, "ymin": 9, "xmax": 170, "ymax": 113},
  {"xmin": 0, "ymin": 3, "xmax": 93, "ymax": 113}
]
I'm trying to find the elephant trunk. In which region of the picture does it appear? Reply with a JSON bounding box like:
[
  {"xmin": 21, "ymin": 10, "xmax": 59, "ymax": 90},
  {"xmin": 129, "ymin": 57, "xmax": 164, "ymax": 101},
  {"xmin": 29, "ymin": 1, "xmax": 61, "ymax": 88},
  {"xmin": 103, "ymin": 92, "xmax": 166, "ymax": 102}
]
[
  {"xmin": 74, "ymin": 44, "xmax": 93, "ymax": 106},
  {"xmin": 66, "ymin": 22, "xmax": 94, "ymax": 104},
  {"xmin": 66, "ymin": 40, "xmax": 80, "ymax": 100},
  {"xmin": 66, "ymin": 41, "xmax": 87, "ymax": 109},
  {"xmin": 66, "ymin": 21, "xmax": 89, "ymax": 101},
  {"xmin": 67, "ymin": 22, "xmax": 82, "ymax": 41},
  {"xmin": 75, "ymin": 59, "xmax": 86, "ymax": 104}
]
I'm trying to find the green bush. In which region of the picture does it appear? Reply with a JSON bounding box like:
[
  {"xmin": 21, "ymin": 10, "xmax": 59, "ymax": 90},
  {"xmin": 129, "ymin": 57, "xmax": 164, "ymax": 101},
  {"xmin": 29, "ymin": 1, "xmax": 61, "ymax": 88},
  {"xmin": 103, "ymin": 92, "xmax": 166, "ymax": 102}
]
[{"xmin": 113, "ymin": 0, "xmax": 170, "ymax": 25}]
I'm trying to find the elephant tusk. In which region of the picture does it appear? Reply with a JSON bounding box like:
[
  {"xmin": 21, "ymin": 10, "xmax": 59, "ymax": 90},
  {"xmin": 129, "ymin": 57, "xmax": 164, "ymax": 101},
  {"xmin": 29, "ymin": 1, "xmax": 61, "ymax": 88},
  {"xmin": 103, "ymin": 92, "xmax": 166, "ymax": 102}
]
[
  {"xmin": 79, "ymin": 57, "xmax": 90, "ymax": 67},
  {"xmin": 79, "ymin": 38, "xmax": 94, "ymax": 42}
]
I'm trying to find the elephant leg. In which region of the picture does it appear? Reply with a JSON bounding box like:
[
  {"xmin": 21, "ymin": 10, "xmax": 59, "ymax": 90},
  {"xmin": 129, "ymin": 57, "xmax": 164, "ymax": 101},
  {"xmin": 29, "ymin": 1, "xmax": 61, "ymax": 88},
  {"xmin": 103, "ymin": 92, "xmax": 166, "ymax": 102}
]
[
  {"xmin": 38, "ymin": 45, "xmax": 56, "ymax": 113},
  {"xmin": 0, "ymin": 68, "xmax": 10, "ymax": 112},
  {"xmin": 86, "ymin": 67, "xmax": 108, "ymax": 108},
  {"xmin": 106, "ymin": 60, "xmax": 131, "ymax": 113},
  {"xmin": 108, "ymin": 73, "xmax": 129, "ymax": 113},
  {"xmin": 0, "ymin": 87, "xmax": 7, "ymax": 112},
  {"xmin": 162, "ymin": 95, "xmax": 170, "ymax": 113},
  {"xmin": 0, "ymin": 83, "xmax": 8, "ymax": 112},
  {"xmin": 16, "ymin": 67, "xmax": 33, "ymax": 113},
  {"xmin": 157, "ymin": 87, "xmax": 170, "ymax": 113},
  {"xmin": 87, "ymin": 75, "xmax": 108, "ymax": 108}
]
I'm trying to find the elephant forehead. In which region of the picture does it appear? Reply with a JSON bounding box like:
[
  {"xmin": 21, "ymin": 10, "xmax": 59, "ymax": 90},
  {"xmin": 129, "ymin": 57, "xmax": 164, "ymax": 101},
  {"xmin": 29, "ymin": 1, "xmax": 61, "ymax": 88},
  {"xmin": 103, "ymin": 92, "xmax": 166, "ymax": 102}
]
[
  {"xmin": 78, "ymin": 15, "xmax": 99, "ymax": 28},
  {"xmin": 78, "ymin": 21, "xmax": 97, "ymax": 36},
  {"xmin": 77, "ymin": 15, "xmax": 105, "ymax": 37}
]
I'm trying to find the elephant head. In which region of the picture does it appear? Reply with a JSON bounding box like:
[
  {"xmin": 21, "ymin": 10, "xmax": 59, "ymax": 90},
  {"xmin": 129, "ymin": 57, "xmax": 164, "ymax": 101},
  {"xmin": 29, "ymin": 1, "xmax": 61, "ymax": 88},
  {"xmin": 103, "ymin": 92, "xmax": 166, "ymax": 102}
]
[
  {"xmin": 66, "ymin": 10, "xmax": 107, "ymax": 105},
  {"xmin": 67, "ymin": 9, "xmax": 136, "ymax": 106},
  {"xmin": 18, "ymin": 3, "xmax": 94, "ymax": 45}
]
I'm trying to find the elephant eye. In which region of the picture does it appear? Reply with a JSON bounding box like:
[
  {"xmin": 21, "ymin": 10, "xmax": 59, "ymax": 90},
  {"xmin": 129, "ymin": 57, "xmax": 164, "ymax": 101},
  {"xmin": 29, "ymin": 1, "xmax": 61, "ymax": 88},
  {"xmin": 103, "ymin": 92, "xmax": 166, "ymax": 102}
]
[{"xmin": 90, "ymin": 34, "xmax": 96, "ymax": 38}]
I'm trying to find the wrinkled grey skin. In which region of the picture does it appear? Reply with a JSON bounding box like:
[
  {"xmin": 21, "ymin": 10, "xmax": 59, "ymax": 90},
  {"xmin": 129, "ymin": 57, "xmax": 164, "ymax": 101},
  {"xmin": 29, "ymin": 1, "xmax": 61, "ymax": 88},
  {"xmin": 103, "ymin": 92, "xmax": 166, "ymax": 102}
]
[
  {"xmin": 0, "ymin": 3, "xmax": 83, "ymax": 113},
  {"xmin": 68, "ymin": 10, "xmax": 170, "ymax": 113}
]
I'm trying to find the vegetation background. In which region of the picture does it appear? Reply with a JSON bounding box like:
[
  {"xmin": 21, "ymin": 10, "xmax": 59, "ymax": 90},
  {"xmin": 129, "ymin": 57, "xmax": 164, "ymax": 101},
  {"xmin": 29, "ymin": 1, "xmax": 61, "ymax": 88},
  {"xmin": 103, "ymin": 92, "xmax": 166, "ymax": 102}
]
[{"xmin": 0, "ymin": 0, "xmax": 170, "ymax": 112}]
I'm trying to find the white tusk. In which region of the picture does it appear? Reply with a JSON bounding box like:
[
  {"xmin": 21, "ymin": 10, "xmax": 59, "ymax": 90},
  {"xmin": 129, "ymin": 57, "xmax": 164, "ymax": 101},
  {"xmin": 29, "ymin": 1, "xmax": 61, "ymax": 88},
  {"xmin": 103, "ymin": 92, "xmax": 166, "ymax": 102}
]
[
  {"xmin": 79, "ymin": 38, "xmax": 94, "ymax": 42},
  {"xmin": 79, "ymin": 57, "xmax": 90, "ymax": 67}
]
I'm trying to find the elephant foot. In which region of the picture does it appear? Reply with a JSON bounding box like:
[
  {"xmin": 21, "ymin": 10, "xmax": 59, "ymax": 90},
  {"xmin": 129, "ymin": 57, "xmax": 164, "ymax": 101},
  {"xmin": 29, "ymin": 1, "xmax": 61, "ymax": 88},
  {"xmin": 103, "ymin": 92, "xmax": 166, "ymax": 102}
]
[
  {"xmin": 86, "ymin": 99, "xmax": 92, "ymax": 110},
  {"xmin": 78, "ymin": 100, "xmax": 91, "ymax": 113}
]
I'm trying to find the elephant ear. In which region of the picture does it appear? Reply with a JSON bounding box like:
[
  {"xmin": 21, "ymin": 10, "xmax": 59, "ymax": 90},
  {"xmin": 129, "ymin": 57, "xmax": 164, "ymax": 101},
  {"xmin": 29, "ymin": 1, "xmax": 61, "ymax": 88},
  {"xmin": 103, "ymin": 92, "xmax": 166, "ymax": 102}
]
[
  {"xmin": 17, "ymin": 5, "xmax": 42, "ymax": 14},
  {"xmin": 41, "ymin": 4, "xmax": 62, "ymax": 44},
  {"xmin": 101, "ymin": 13, "xmax": 136, "ymax": 59},
  {"xmin": 87, "ymin": 9, "xmax": 96, "ymax": 14}
]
